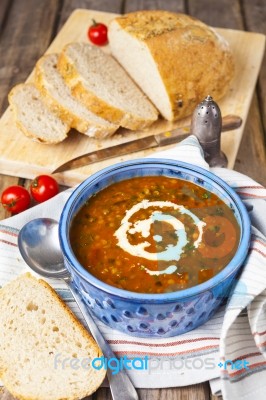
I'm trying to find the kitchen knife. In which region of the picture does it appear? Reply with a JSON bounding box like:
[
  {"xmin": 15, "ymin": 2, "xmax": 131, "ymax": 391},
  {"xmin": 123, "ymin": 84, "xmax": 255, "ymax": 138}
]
[{"xmin": 52, "ymin": 114, "xmax": 242, "ymax": 174}]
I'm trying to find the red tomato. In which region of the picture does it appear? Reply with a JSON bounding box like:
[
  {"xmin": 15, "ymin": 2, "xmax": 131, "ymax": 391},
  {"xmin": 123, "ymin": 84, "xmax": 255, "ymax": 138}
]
[
  {"xmin": 1, "ymin": 186, "xmax": 31, "ymax": 214},
  {"xmin": 88, "ymin": 20, "xmax": 108, "ymax": 46},
  {"xmin": 30, "ymin": 175, "xmax": 59, "ymax": 203}
]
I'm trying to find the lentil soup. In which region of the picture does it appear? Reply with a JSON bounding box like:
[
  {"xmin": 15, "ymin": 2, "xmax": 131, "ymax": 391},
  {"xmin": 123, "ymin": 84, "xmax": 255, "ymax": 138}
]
[{"xmin": 70, "ymin": 176, "xmax": 240, "ymax": 294}]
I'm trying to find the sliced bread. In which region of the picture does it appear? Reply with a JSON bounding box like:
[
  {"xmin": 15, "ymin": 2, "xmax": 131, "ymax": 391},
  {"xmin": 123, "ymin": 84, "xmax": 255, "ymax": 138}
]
[
  {"xmin": 109, "ymin": 10, "xmax": 234, "ymax": 121},
  {"xmin": 35, "ymin": 54, "xmax": 119, "ymax": 139},
  {"xmin": 0, "ymin": 273, "xmax": 106, "ymax": 400},
  {"xmin": 57, "ymin": 42, "xmax": 158, "ymax": 130},
  {"xmin": 8, "ymin": 83, "xmax": 70, "ymax": 144}
]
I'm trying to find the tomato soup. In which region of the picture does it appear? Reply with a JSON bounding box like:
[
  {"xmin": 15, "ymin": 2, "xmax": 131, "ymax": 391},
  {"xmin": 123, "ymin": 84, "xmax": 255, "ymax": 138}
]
[{"xmin": 70, "ymin": 176, "xmax": 240, "ymax": 294}]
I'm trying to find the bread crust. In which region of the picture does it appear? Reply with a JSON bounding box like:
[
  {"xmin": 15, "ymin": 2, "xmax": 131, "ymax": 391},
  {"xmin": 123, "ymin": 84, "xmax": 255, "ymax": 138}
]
[
  {"xmin": 110, "ymin": 10, "xmax": 234, "ymax": 121},
  {"xmin": 57, "ymin": 45, "xmax": 158, "ymax": 131},
  {"xmin": 8, "ymin": 84, "xmax": 69, "ymax": 144},
  {"xmin": 13, "ymin": 119, "xmax": 66, "ymax": 144},
  {"xmin": 35, "ymin": 55, "xmax": 119, "ymax": 139},
  {"xmin": 0, "ymin": 273, "xmax": 106, "ymax": 400}
]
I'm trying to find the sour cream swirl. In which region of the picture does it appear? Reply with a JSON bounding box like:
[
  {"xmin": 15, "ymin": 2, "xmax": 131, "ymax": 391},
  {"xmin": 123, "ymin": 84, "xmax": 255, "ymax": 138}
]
[{"xmin": 114, "ymin": 200, "xmax": 205, "ymax": 272}]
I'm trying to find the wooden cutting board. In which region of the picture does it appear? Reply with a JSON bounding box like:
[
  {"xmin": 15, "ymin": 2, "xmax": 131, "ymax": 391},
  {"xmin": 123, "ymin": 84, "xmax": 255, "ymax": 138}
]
[{"xmin": 0, "ymin": 9, "xmax": 265, "ymax": 187}]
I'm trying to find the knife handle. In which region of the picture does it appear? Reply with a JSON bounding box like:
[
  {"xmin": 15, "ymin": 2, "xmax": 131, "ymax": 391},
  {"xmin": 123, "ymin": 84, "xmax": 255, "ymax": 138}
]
[
  {"xmin": 221, "ymin": 114, "xmax": 242, "ymax": 132},
  {"xmin": 155, "ymin": 114, "xmax": 242, "ymax": 147}
]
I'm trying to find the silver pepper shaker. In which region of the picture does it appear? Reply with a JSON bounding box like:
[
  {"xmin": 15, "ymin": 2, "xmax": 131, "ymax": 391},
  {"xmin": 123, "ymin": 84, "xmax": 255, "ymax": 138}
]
[{"xmin": 190, "ymin": 95, "xmax": 228, "ymax": 167}]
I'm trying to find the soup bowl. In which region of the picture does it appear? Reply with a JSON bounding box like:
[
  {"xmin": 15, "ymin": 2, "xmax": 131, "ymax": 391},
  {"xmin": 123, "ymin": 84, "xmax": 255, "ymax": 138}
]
[{"xmin": 59, "ymin": 159, "xmax": 250, "ymax": 338}]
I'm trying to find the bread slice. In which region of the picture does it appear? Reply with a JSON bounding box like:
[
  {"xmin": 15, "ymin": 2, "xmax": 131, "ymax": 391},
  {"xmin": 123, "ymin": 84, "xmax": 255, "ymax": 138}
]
[
  {"xmin": 57, "ymin": 42, "xmax": 158, "ymax": 130},
  {"xmin": 109, "ymin": 10, "xmax": 234, "ymax": 121},
  {"xmin": 0, "ymin": 273, "xmax": 106, "ymax": 400},
  {"xmin": 35, "ymin": 54, "xmax": 119, "ymax": 139},
  {"xmin": 0, "ymin": 387, "xmax": 16, "ymax": 400},
  {"xmin": 8, "ymin": 84, "xmax": 70, "ymax": 144}
]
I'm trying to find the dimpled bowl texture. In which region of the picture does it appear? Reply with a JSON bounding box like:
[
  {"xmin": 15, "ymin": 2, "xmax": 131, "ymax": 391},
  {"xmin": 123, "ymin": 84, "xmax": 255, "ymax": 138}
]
[{"xmin": 59, "ymin": 159, "xmax": 251, "ymax": 338}]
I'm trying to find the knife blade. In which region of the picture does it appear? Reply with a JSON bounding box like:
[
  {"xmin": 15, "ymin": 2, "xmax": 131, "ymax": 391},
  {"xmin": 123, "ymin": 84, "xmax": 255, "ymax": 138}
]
[{"xmin": 52, "ymin": 114, "xmax": 242, "ymax": 174}]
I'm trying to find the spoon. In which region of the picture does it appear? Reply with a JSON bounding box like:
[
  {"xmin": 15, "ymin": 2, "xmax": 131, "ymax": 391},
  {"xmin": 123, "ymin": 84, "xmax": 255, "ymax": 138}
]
[{"xmin": 18, "ymin": 218, "xmax": 139, "ymax": 400}]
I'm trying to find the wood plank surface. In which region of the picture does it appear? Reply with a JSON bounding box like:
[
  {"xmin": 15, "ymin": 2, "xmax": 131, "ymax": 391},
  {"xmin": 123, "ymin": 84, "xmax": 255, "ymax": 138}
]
[
  {"xmin": 189, "ymin": 0, "xmax": 266, "ymax": 188},
  {"xmin": 0, "ymin": 0, "xmax": 60, "ymax": 114},
  {"xmin": 188, "ymin": 0, "xmax": 243, "ymax": 29},
  {"xmin": 0, "ymin": 0, "xmax": 11, "ymax": 33},
  {"xmin": 0, "ymin": 0, "xmax": 62, "ymax": 220},
  {"xmin": 57, "ymin": 0, "xmax": 124, "ymax": 29},
  {"xmin": 0, "ymin": 9, "xmax": 264, "ymax": 187},
  {"xmin": 243, "ymin": 0, "xmax": 266, "ymax": 138},
  {"xmin": 95, "ymin": 385, "xmax": 210, "ymax": 400},
  {"xmin": 0, "ymin": 1, "xmax": 265, "ymax": 400},
  {"xmin": 124, "ymin": 0, "xmax": 186, "ymax": 13}
]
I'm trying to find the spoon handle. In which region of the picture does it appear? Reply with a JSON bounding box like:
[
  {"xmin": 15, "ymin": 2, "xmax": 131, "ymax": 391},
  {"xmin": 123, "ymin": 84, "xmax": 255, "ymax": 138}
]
[{"xmin": 67, "ymin": 280, "xmax": 139, "ymax": 400}]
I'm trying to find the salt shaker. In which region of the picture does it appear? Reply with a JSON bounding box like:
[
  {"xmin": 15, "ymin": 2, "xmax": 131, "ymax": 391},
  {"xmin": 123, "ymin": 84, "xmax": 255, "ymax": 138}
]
[{"xmin": 190, "ymin": 95, "xmax": 228, "ymax": 167}]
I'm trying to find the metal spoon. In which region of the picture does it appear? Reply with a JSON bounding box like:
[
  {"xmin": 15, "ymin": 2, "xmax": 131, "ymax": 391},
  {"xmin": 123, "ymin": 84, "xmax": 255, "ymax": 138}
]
[{"xmin": 18, "ymin": 218, "xmax": 139, "ymax": 400}]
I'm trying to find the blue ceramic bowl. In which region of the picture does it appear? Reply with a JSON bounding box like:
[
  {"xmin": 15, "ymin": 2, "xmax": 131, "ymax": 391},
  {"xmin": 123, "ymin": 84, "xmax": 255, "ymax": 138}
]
[{"xmin": 59, "ymin": 159, "xmax": 251, "ymax": 338}]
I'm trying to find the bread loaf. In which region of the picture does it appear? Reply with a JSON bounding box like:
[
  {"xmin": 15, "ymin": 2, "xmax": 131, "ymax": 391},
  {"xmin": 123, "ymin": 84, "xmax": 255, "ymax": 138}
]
[
  {"xmin": 35, "ymin": 54, "xmax": 119, "ymax": 139},
  {"xmin": 8, "ymin": 83, "xmax": 70, "ymax": 144},
  {"xmin": 57, "ymin": 42, "xmax": 159, "ymax": 130},
  {"xmin": 0, "ymin": 273, "xmax": 106, "ymax": 400},
  {"xmin": 109, "ymin": 10, "xmax": 234, "ymax": 121}
]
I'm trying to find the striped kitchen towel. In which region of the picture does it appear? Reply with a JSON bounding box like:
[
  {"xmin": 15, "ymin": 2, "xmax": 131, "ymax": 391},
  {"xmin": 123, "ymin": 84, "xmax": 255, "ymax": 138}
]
[{"xmin": 0, "ymin": 136, "xmax": 266, "ymax": 399}]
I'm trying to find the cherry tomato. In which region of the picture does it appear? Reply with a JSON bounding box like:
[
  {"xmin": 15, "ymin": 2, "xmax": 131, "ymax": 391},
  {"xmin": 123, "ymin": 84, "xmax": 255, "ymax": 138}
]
[
  {"xmin": 1, "ymin": 186, "xmax": 31, "ymax": 214},
  {"xmin": 88, "ymin": 19, "xmax": 108, "ymax": 46},
  {"xmin": 30, "ymin": 175, "xmax": 59, "ymax": 203}
]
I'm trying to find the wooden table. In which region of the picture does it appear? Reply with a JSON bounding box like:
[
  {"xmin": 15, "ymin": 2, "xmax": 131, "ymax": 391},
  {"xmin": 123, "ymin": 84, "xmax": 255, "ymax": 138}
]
[{"xmin": 0, "ymin": 0, "xmax": 265, "ymax": 399}]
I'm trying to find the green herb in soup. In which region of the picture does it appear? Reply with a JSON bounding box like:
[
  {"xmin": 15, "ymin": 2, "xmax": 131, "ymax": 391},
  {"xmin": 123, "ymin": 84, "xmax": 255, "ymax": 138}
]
[{"xmin": 70, "ymin": 176, "xmax": 240, "ymax": 294}]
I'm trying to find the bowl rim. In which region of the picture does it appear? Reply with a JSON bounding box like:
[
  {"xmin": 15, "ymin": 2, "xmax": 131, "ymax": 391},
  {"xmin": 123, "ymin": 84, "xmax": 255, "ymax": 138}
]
[{"xmin": 59, "ymin": 158, "xmax": 251, "ymax": 301}]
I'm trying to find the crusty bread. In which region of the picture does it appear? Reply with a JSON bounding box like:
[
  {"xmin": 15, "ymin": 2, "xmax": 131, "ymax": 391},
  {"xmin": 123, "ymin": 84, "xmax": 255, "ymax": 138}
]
[
  {"xmin": 57, "ymin": 42, "xmax": 158, "ymax": 130},
  {"xmin": 109, "ymin": 10, "xmax": 234, "ymax": 121},
  {"xmin": 8, "ymin": 84, "xmax": 70, "ymax": 144},
  {"xmin": 35, "ymin": 54, "xmax": 119, "ymax": 139},
  {"xmin": 0, "ymin": 387, "xmax": 16, "ymax": 400},
  {"xmin": 0, "ymin": 273, "xmax": 106, "ymax": 400}
]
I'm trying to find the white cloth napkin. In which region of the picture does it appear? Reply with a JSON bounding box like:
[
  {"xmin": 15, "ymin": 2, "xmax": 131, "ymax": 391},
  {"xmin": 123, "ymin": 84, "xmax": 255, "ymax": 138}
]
[{"xmin": 1, "ymin": 136, "xmax": 266, "ymax": 399}]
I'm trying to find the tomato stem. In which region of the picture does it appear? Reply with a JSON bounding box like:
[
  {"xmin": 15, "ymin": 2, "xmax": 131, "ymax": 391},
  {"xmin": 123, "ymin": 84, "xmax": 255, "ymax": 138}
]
[
  {"xmin": 1, "ymin": 196, "xmax": 21, "ymax": 208},
  {"xmin": 32, "ymin": 178, "xmax": 38, "ymax": 188}
]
